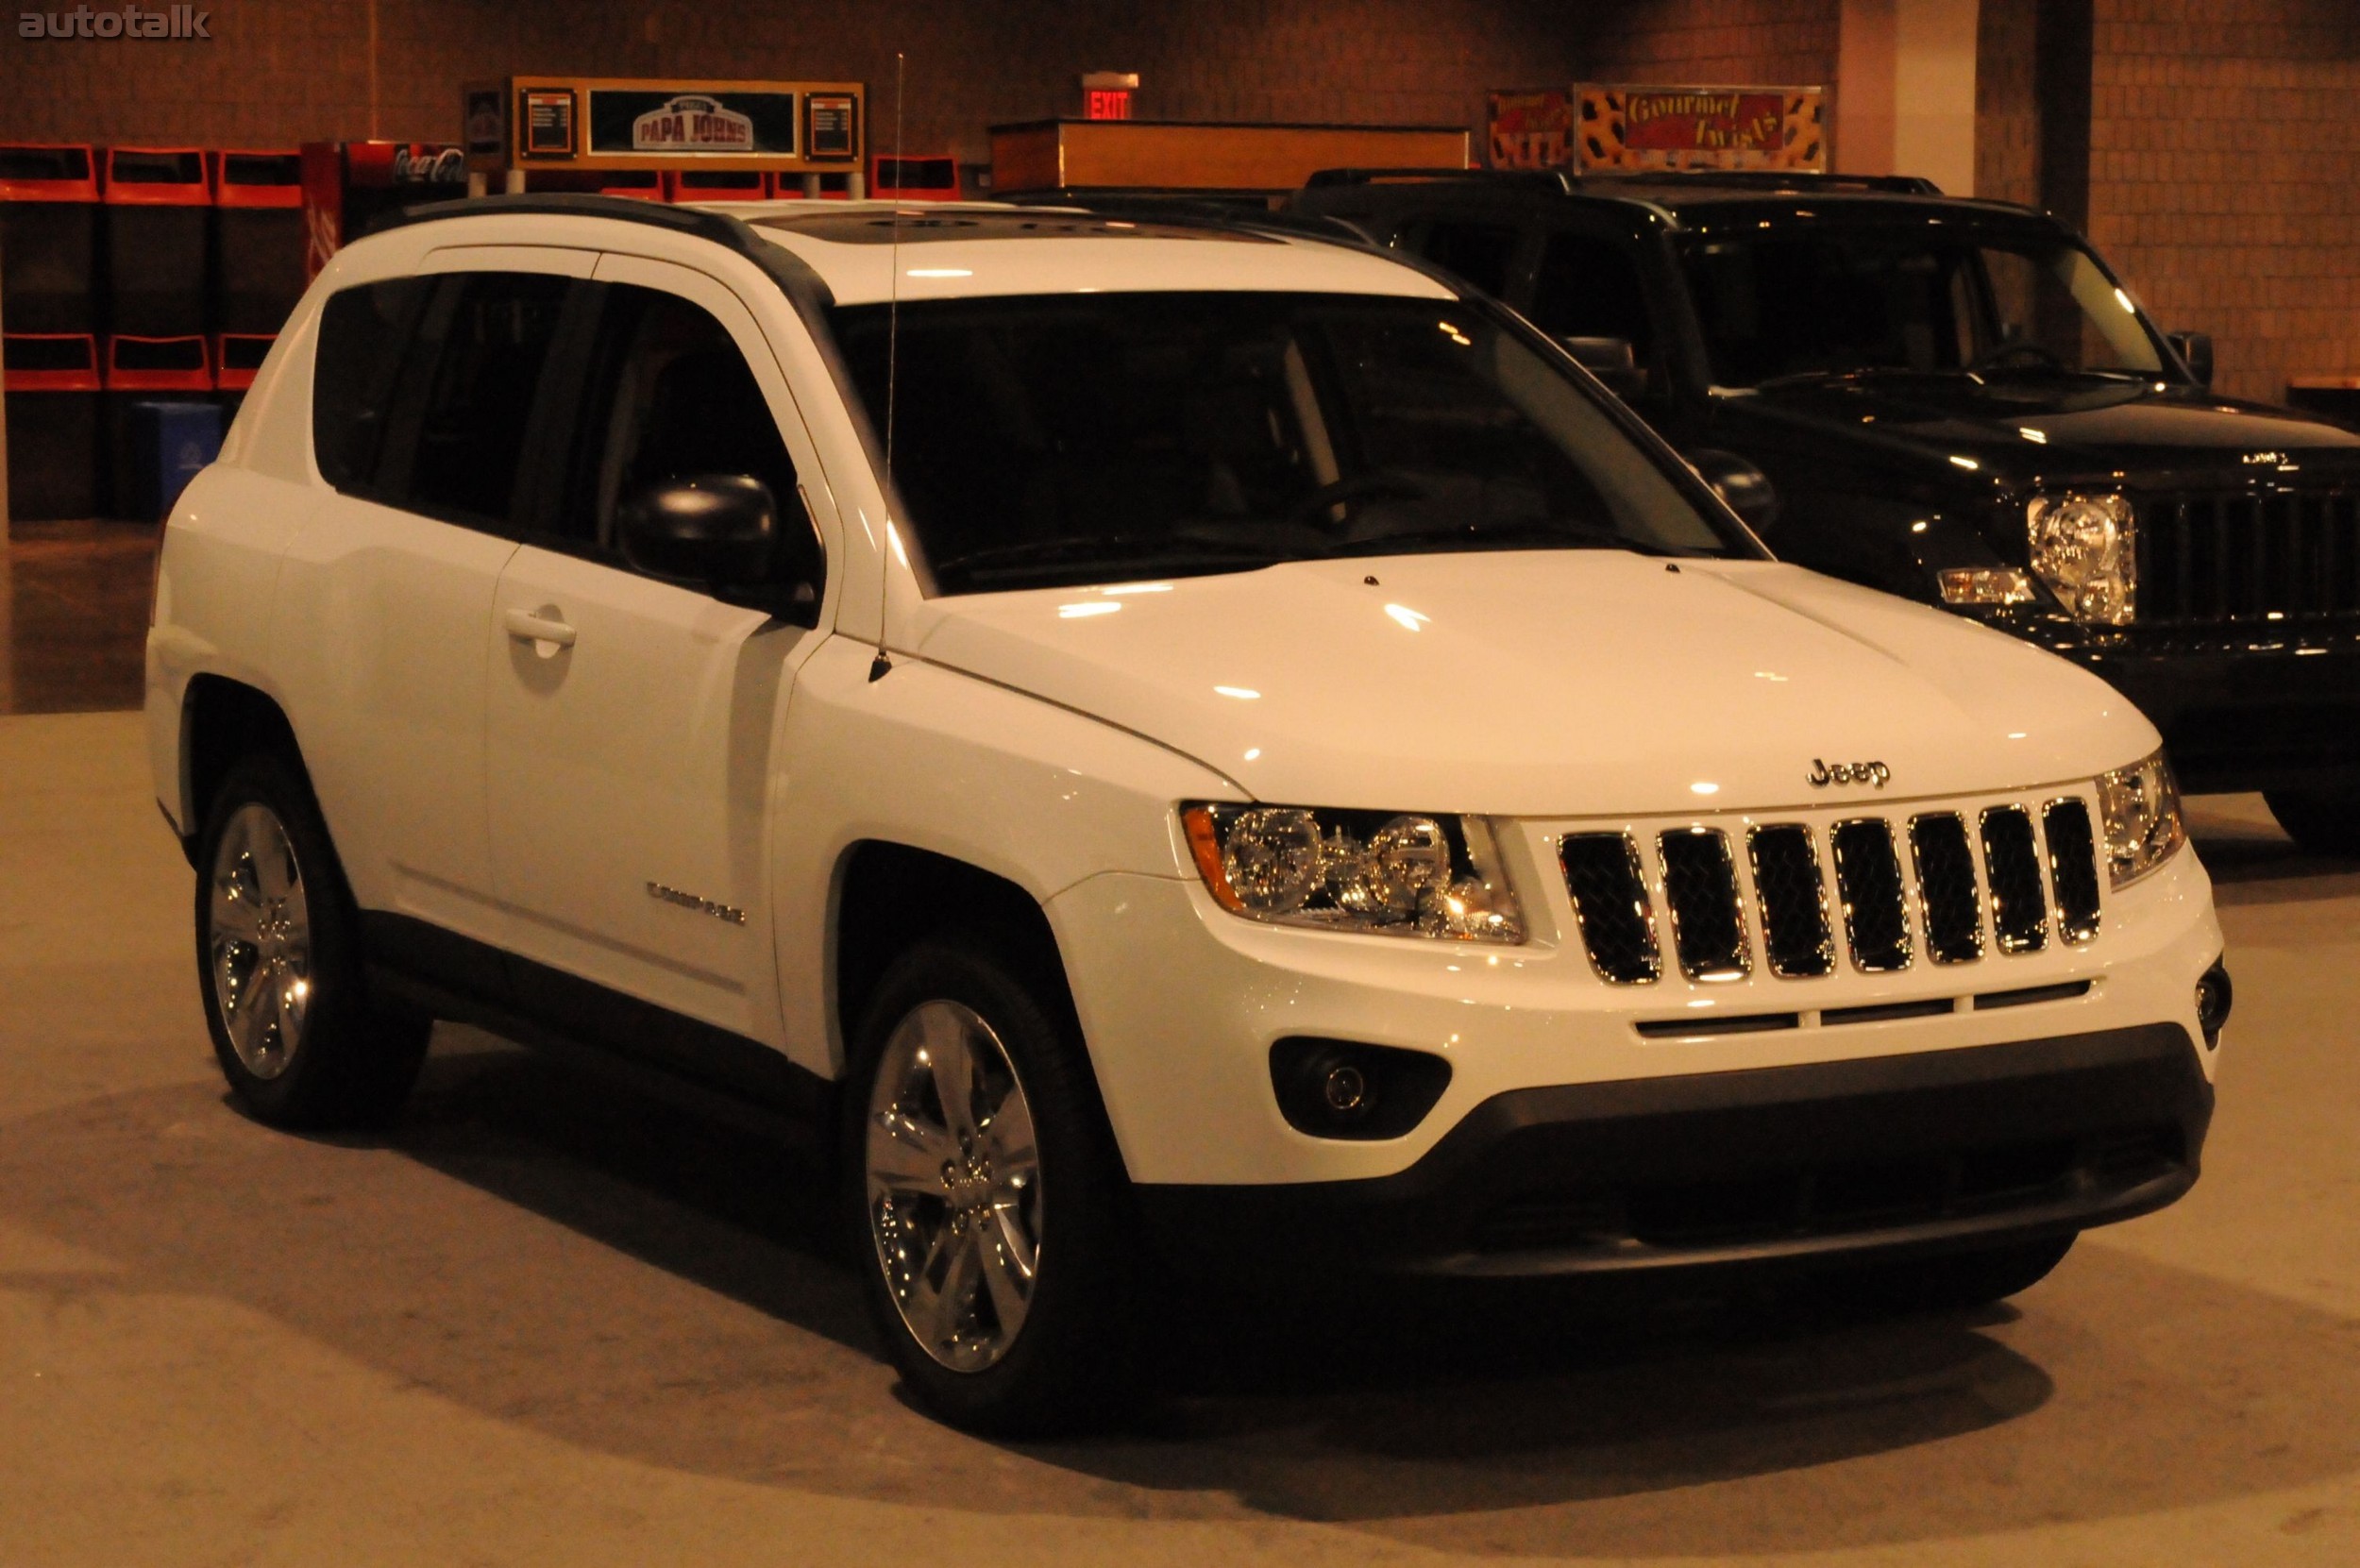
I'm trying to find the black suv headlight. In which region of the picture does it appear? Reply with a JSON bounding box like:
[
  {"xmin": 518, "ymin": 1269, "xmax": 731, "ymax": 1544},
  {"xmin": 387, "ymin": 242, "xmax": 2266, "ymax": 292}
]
[
  {"xmin": 2029, "ymin": 491, "xmax": 2137, "ymax": 625},
  {"xmin": 1181, "ymin": 803, "xmax": 1525, "ymax": 942}
]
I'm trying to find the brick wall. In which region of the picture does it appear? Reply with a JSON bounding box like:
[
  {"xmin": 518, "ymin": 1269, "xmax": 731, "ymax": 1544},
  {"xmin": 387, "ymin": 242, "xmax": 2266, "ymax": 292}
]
[
  {"xmin": 0, "ymin": 0, "xmax": 1605, "ymax": 167},
  {"xmin": 2084, "ymin": 0, "xmax": 2360, "ymax": 402},
  {"xmin": 1974, "ymin": 0, "xmax": 2039, "ymax": 207},
  {"xmin": 1576, "ymin": 0, "xmax": 1841, "ymax": 86}
]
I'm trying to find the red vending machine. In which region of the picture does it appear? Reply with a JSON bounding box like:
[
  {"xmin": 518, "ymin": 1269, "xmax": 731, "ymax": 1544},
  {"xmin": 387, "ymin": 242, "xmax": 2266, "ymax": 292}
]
[
  {"xmin": 0, "ymin": 143, "xmax": 101, "ymax": 332},
  {"xmin": 299, "ymin": 141, "xmax": 467, "ymax": 280}
]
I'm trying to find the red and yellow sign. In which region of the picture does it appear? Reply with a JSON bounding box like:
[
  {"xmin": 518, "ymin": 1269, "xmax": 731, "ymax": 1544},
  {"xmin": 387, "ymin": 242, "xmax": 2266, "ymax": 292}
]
[
  {"xmin": 1487, "ymin": 91, "xmax": 1572, "ymax": 171},
  {"xmin": 1572, "ymin": 84, "xmax": 1826, "ymax": 172}
]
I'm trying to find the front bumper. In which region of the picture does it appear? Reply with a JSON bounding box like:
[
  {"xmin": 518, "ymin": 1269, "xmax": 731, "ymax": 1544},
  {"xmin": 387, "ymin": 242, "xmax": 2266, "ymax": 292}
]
[{"xmin": 1134, "ymin": 1021, "xmax": 2208, "ymax": 1279}]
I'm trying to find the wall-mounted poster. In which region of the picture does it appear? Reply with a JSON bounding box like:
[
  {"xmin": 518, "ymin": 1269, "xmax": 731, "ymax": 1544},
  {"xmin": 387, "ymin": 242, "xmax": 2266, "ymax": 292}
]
[
  {"xmin": 806, "ymin": 93, "xmax": 858, "ymax": 160},
  {"xmin": 1487, "ymin": 91, "xmax": 1572, "ymax": 171},
  {"xmin": 1572, "ymin": 85, "xmax": 1826, "ymax": 172},
  {"xmin": 522, "ymin": 89, "xmax": 577, "ymax": 157}
]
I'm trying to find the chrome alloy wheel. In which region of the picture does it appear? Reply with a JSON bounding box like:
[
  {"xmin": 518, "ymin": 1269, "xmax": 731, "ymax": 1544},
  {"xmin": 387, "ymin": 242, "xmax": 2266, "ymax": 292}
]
[
  {"xmin": 207, "ymin": 802, "xmax": 312, "ymax": 1081},
  {"xmin": 865, "ymin": 1000, "xmax": 1043, "ymax": 1373}
]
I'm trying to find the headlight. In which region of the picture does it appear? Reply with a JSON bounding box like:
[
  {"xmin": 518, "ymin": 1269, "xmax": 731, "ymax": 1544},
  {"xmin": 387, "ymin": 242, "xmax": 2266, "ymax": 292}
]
[
  {"xmin": 2029, "ymin": 492, "xmax": 2137, "ymax": 624},
  {"xmin": 1181, "ymin": 803, "xmax": 1525, "ymax": 942},
  {"xmin": 2095, "ymin": 750, "xmax": 2185, "ymax": 888}
]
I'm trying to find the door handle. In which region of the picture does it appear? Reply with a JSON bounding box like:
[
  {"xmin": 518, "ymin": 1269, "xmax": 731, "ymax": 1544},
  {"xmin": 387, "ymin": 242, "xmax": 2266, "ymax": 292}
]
[{"xmin": 502, "ymin": 607, "xmax": 577, "ymax": 649}]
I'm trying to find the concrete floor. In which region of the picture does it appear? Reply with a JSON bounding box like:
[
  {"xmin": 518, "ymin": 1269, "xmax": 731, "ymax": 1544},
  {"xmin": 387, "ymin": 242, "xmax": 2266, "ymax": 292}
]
[{"xmin": 3, "ymin": 708, "xmax": 2356, "ymax": 1566}]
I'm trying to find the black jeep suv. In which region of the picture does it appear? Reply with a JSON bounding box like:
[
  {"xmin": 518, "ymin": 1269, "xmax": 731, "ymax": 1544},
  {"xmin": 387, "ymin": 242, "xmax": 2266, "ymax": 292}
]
[{"xmin": 1294, "ymin": 169, "xmax": 2360, "ymax": 854}]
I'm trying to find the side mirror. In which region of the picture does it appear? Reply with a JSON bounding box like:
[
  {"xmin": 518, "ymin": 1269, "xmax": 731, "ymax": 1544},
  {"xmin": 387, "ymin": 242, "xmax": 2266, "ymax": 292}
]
[
  {"xmin": 1561, "ymin": 335, "xmax": 1646, "ymax": 400},
  {"xmin": 618, "ymin": 472, "xmax": 779, "ymax": 585},
  {"xmin": 2168, "ymin": 330, "xmax": 2214, "ymax": 390},
  {"xmin": 1688, "ymin": 447, "xmax": 1779, "ymax": 534}
]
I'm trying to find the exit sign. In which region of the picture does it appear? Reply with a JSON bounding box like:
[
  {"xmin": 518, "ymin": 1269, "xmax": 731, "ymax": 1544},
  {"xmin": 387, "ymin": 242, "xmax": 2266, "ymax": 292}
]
[{"xmin": 1080, "ymin": 71, "xmax": 1138, "ymax": 122}]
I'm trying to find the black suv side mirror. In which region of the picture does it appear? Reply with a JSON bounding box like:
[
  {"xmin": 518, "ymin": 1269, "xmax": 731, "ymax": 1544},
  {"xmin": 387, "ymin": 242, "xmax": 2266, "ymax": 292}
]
[
  {"xmin": 1561, "ymin": 335, "xmax": 1646, "ymax": 401},
  {"xmin": 2168, "ymin": 330, "xmax": 2214, "ymax": 390},
  {"xmin": 1688, "ymin": 448, "xmax": 1779, "ymax": 535}
]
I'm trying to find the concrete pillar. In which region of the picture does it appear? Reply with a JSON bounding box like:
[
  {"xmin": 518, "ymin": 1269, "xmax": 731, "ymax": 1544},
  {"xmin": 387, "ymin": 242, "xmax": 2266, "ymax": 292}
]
[{"xmin": 1836, "ymin": 0, "xmax": 1981, "ymax": 195}]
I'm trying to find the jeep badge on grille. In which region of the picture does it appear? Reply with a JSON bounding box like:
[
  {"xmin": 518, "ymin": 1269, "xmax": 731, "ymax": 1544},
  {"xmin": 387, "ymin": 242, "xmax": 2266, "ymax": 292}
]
[{"xmin": 1809, "ymin": 758, "xmax": 1891, "ymax": 788}]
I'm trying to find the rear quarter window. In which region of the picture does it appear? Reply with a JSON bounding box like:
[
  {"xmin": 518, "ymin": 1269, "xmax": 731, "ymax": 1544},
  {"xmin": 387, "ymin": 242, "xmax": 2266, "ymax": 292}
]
[{"xmin": 311, "ymin": 277, "xmax": 430, "ymax": 495}]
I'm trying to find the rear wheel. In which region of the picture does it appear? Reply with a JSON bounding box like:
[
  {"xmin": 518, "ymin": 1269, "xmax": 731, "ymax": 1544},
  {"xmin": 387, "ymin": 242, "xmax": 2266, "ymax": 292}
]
[
  {"xmin": 845, "ymin": 939, "xmax": 1137, "ymax": 1435},
  {"xmin": 2264, "ymin": 787, "xmax": 2360, "ymax": 859},
  {"xmin": 1833, "ymin": 1234, "xmax": 2076, "ymax": 1316},
  {"xmin": 195, "ymin": 753, "xmax": 429, "ymax": 1129}
]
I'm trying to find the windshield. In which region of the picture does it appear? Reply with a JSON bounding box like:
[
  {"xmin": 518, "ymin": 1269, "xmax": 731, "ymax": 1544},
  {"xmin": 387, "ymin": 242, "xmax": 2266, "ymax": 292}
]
[
  {"xmin": 832, "ymin": 292, "xmax": 1752, "ymax": 595},
  {"xmin": 1680, "ymin": 226, "xmax": 2167, "ymax": 389}
]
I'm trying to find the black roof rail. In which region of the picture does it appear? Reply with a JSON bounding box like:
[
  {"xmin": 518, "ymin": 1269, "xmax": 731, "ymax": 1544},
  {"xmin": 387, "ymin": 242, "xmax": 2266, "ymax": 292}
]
[
  {"xmin": 365, "ymin": 191, "xmax": 772, "ymax": 249},
  {"xmin": 1305, "ymin": 166, "xmax": 1574, "ymax": 194},
  {"xmin": 1582, "ymin": 170, "xmax": 1944, "ymax": 196}
]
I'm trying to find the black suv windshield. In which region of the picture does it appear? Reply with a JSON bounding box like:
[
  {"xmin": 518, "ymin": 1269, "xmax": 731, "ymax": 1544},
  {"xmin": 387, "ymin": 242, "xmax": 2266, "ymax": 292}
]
[
  {"xmin": 1680, "ymin": 226, "xmax": 2168, "ymax": 389},
  {"xmin": 832, "ymin": 292, "xmax": 1752, "ymax": 594}
]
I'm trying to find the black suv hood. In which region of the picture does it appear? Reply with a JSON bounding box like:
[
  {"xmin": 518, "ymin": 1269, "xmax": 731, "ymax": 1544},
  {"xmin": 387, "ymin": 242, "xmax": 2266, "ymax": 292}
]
[{"xmin": 1727, "ymin": 373, "xmax": 2360, "ymax": 487}]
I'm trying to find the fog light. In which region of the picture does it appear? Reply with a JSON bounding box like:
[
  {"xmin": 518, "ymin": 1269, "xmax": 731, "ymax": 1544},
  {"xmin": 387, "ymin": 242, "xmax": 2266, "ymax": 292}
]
[
  {"xmin": 2195, "ymin": 958, "xmax": 2233, "ymax": 1048},
  {"xmin": 1270, "ymin": 1038, "xmax": 1451, "ymax": 1141},
  {"xmin": 1321, "ymin": 1063, "xmax": 1371, "ymax": 1117}
]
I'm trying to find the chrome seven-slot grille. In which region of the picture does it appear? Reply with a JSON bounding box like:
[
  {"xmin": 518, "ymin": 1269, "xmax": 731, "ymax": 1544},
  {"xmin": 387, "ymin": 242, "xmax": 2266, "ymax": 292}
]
[{"xmin": 1559, "ymin": 797, "xmax": 2102, "ymax": 988}]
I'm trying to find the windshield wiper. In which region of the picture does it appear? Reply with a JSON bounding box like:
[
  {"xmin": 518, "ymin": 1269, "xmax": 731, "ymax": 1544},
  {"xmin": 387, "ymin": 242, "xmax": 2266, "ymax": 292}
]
[
  {"xmin": 1341, "ymin": 519, "xmax": 1693, "ymax": 559},
  {"xmin": 936, "ymin": 532, "xmax": 1297, "ymax": 581}
]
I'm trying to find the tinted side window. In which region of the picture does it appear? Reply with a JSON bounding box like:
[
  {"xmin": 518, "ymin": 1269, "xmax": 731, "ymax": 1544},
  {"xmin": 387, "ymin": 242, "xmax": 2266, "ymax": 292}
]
[
  {"xmin": 1408, "ymin": 219, "xmax": 1521, "ymax": 297},
  {"xmin": 395, "ymin": 272, "xmax": 572, "ymax": 529},
  {"xmin": 312, "ymin": 277, "xmax": 430, "ymax": 495},
  {"xmin": 562, "ymin": 283, "xmax": 817, "ymax": 582},
  {"xmin": 1528, "ymin": 233, "xmax": 1657, "ymax": 361}
]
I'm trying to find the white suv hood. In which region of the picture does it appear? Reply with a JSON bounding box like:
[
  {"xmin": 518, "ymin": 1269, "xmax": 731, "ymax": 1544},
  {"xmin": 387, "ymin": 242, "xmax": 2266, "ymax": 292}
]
[{"xmin": 906, "ymin": 552, "xmax": 2158, "ymax": 817}]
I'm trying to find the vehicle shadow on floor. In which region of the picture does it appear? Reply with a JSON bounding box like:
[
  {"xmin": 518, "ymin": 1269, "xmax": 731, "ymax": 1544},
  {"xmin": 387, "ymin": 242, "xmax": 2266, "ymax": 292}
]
[
  {"xmin": 2188, "ymin": 796, "xmax": 2360, "ymax": 904},
  {"xmin": 7, "ymin": 1037, "xmax": 2360, "ymax": 1555}
]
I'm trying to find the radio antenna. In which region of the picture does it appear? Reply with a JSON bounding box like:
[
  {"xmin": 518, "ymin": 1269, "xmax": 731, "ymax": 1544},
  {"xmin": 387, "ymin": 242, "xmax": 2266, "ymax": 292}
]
[
  {"xmin": 871, "ymin": 51, "xmax": 907, "ymax": 684},
  {"xmin": 885, "ymin": 51, "xmax": 905, "ymax": 483}
]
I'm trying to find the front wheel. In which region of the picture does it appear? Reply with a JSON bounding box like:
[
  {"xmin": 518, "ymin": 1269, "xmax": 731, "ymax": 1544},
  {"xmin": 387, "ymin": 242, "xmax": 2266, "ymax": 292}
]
[
  {"xmin": 2264, "ymin": 787, "xmax": 2360, "ymax": 859},
  {"xmin": 195, "ymin": 753, "xmax": 429, "ymax": 1129},
  {"xmin": 845, "ymin": 939, "xmax": 1138, "ymax": 1435}
]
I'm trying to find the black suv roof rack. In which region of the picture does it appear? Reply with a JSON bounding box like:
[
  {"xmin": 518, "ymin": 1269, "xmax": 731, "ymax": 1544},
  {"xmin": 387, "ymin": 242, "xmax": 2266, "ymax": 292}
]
[
  {"xmin": 1302, "ymin": 166, "xmax": 1942, "ymax": 198},
  {"xmin": 1304, "ymin": 167, "xmax": 1575, "ymax": 194}
]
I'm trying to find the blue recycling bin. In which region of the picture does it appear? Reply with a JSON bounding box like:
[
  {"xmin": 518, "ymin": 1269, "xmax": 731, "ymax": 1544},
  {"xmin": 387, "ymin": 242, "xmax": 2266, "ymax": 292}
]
[{"xmin": 125, "ymin": 397, "xmax": 221, "ymax": 521}]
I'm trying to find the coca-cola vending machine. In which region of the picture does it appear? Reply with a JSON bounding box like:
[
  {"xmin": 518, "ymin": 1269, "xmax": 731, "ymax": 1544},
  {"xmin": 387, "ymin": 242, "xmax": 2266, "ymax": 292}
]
[{"xmin": 299, "ymin": 141, "xmax": 467, "ymax": 280}]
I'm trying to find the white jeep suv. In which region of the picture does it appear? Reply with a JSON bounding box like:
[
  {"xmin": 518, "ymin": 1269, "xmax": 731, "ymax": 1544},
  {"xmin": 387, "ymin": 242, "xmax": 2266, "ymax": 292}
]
[{"xmin": 146, "ymin": 194, "xmax": 2230, "ymax": 1434}]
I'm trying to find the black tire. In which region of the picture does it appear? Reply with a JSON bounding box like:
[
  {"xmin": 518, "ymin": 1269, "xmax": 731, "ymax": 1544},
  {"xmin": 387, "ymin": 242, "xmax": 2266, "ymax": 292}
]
[
  {"xmin": 194, "ymin": 751, "xmax": 430, "ymax": 1129},
  {"xmin": 2264, "ymin": 787, "xmax": 2360, "ymax": 859},
  {"xmin": 1832, "ymin": 1234, "xmax": 2077, "ymax": 1317},
  {"xmin": 842, "ymin": 937, "xmax": 1138, "ymax": 1436}
]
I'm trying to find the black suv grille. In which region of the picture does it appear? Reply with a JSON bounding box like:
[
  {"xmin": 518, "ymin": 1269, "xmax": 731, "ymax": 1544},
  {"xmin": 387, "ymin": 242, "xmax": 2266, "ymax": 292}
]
[
  {"xmin": 2138, "ymin": 489, "xmax": 2360, "ymax": 624},
  {"xmin": 2043, "ymin": 799, "xmax": 2102, "ymax": 943}
]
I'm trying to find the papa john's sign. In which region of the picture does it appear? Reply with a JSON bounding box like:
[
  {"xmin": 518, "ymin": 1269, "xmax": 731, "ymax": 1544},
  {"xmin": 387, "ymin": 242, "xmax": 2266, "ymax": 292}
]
[
  {"xmin": 464, "ymin": 76, "xmax": 864, "ymax": 174},
  {"xmin": 629, "ymin": 94, "xmax": 754, "ymax": 152}
]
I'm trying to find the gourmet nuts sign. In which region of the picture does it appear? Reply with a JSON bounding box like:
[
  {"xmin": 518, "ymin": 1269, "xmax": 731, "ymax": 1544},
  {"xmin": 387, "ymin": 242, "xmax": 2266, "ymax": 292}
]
[
  {"xmin": 1572, "ymin": 83, "xmax": 1826, "ymax": 172},
  {"xmin": 630, "ymin": 94, "xmax": 753, "ymax": 152}
]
